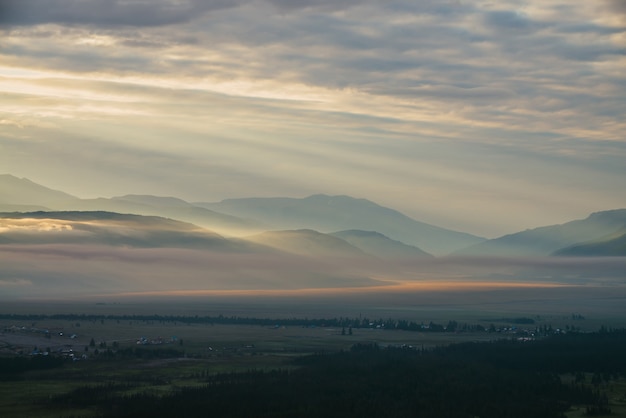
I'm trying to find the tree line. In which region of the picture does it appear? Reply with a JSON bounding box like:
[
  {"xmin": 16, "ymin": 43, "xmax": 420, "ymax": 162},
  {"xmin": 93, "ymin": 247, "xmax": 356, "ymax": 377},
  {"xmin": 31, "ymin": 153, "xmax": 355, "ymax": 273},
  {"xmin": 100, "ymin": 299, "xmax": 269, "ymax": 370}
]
[
  {"xmin": 43, "ymin": 330, "xmax": 626, "ymax": 417},
  {"xmin": 0, "ymin": 313, "xmax": 551, "ymax": 334}
]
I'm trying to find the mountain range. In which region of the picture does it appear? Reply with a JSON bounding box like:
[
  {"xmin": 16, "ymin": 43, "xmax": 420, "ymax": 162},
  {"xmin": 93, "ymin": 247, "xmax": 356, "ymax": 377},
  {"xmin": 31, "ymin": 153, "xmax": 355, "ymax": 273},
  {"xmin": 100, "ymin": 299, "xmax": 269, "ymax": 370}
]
[
  {"xmin": 0, "ymin": 211, "xmax": 265, "ymax": 253},
  {"xmin": 2, "ymin": 174, "xmax": 625, "ymax": 299},
  {"xmin": 554, "ymin": 227, "xmax": 626, "ymax": 257},
  {"xmin": 2, "ymin": 174, "xmax": 626, "ymax": 257},
  {"xmin": 0, "ymin": 174, "xmax": 479, "ymax": 255},
  {"xmin": 455, "ymin": 209, "xmax": 626, "ymax": 257},
  {"xmin": 196, "ymin": 195, "xmax": 482, "ymax": 255}
]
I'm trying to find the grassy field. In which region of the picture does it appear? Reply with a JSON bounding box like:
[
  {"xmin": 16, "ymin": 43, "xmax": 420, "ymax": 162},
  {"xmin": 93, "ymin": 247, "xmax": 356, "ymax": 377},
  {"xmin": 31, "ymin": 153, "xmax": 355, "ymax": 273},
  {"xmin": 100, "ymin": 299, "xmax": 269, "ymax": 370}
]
[
  {"xmin": 3, "ymin": 279, "xmax": 625, "ymax": 325},
  {"xmin": 1, "ymin": 320, "xmax": 504, "ymax": 418},
  {"xmin": 2, "ymin": 318, "xmax": 508, "ymax": 358},
  {"xmin": 2, "ymin": 321, "xmax": 625, "ymax": 417}
]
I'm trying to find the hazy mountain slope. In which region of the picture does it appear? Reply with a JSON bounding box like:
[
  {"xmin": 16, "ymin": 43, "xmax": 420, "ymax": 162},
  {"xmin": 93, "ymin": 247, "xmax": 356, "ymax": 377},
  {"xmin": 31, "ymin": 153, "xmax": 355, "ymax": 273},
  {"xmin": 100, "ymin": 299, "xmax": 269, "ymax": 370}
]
[
  {"xmin": 245, "ymin": 229, "xmax": 368, "ymax": 258},
  {"xmin": 0, "ymin": 175, "xmax": 482, "ymax": 253},
  {"xmin": 0, "ymin": 211, "xmax": 265, "ymax": 252},
  {"xmin": 456, "ymin": 209, "xmax": 626, "ymax": 256},
  {"xmin": 198, "ymin": 195, "xmax": 484, "ymax": 255},
  {"xmin": 0, "ymin": 211, "xmax": 388, "ymax": 298},
  {"xmin": 0, "ymin": 175, "xmax": 265, "ymax": 235},
  {"xmin": 554, "ymin": 228, "xmax": 626, "ymax": 256},
  {"xmin": 52, "ymin": 195, "xmax": 266, "ymax": 236},
  {"xmin": 0, "ymin": 203, "xmax": 51, "ymax": 212},
  {"xmin": 0, "ymin": 174, "xmax": 75, "ymax": 210},
  {"xmin": 330, "ymin": 230, "xmax": 432, "ymax": 258}
]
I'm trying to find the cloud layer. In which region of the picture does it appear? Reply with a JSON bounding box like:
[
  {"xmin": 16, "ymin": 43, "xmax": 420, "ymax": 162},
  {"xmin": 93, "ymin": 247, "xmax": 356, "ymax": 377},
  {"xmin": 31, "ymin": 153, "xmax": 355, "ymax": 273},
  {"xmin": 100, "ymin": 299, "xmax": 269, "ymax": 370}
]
[
  {"xmin": 1, "ymin": 242, "xmax": 625, "ymax": 300},
  {"xmin": 1, "ymin": 0, "xmax": 625, "ymax": 236}
]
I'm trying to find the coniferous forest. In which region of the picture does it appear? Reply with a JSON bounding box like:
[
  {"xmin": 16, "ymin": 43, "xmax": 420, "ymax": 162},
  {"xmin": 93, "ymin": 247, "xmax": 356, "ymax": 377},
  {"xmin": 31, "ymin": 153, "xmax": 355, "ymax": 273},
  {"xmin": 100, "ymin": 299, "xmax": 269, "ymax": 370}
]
[{"xmin": 20, "ymin": 330, "xmax": 625, "ymax": 418}]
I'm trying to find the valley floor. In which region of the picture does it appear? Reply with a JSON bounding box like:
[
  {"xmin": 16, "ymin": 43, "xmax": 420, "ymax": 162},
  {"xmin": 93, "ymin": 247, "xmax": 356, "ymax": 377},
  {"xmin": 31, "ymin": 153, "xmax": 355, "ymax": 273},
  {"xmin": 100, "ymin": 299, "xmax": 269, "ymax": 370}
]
[{"xmin": 1, "ymin": 285, "xmax": 625, "ymax": 417}]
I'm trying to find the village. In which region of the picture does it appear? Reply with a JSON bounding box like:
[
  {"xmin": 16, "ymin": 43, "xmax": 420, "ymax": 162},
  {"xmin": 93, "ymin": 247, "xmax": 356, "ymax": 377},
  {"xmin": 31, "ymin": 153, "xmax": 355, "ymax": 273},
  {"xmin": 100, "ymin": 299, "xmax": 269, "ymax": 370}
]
[{"xmin": 0, "ymin": 313, "xmax": 583, "ymax": 362}]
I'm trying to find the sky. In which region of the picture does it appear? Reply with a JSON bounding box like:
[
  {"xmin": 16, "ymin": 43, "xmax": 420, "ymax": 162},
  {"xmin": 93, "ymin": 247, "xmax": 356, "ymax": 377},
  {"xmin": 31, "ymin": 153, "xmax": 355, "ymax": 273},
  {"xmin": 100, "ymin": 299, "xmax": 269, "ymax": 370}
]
[{"xmin": 0, "ymin": 0, "xmax": 625, "ymax": 238}]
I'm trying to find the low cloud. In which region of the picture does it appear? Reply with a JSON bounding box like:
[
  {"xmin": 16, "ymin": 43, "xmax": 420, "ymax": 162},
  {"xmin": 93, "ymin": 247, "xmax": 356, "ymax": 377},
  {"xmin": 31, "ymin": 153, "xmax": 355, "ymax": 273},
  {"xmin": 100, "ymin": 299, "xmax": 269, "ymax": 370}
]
[
  {"xmin": 1, "ymin": 243, "xmax": 625, "ymax": 300},
  {"xmin": 0, "ymin": 244, "xmax": 386, "ymax": 299}
]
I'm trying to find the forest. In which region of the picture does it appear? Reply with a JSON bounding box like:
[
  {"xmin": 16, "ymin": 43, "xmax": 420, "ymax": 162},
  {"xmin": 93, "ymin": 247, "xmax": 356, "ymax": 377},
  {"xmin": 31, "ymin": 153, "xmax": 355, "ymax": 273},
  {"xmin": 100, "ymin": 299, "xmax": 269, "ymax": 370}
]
[
  {"xmin": 3, "ymin": 329, "xmax": 625, "ymax": 417},
  {"xmin": 0, "ymin": 312, "xmax": 550, "ymax": 334}
]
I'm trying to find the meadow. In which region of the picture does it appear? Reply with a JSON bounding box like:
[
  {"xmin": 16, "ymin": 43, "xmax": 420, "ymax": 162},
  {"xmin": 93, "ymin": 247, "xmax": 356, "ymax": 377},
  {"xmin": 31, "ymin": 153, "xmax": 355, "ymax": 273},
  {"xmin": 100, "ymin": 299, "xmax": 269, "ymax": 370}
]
[{"xmin": 2, "ymin": 320, "xmax": 625, "ymax": 417}]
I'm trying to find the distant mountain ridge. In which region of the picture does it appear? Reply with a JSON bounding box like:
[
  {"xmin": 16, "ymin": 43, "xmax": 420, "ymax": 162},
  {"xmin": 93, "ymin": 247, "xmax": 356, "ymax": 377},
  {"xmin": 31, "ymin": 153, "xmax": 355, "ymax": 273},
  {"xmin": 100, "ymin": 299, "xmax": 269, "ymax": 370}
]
[
  {"xmin": 0, "ymin": 175, "xmax": 267, "ymax": 236},
  {"xmin": 0, "ymin": 211, "xmax": 265, "ymax": 252},
  {"xmin": 0, "ymin": 174, "xmax": 482, "ymax": 255},
  {"xmin": 245, "ymin": 229, "xmax": 369, "ymax": 258},
  {"xmin": 0, "ymin": 211, "xmax": 436, "ymax": 262},
  {"xmin": 0, "ymin": 174, "xmax": 76, "ymax": 210},
  {"xmin": 554, "ymin": 227, "xmax": 626, "ymax": 256},
  {"xmin": 330, "ymin": 230, "xmax": 432, "ymax": 259},
  {"xmin": 0, "ymin": 211, "xmax": 386, "ymax": 298},
  {"xmin": 56, "ymin": 194, "xmax": 266, "ymax": 236},
  {"xmin": 197, "ymin": 194, "xmax": 484, "ymax": 255},
  {"xmin": 455, "ymin": 209, "xmax": 626, "ymax": 256},
  {"xmin": 3, "ymin": 174, "xmax": 626, "ymax": 257}
]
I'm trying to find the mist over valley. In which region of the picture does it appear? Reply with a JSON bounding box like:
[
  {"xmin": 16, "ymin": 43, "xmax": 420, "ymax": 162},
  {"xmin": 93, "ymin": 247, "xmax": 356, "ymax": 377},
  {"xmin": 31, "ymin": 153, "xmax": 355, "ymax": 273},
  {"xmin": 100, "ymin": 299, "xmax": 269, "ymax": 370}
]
[{"xmin": 1, "ymin": 175, "xmax": 625, "ymax": 314}]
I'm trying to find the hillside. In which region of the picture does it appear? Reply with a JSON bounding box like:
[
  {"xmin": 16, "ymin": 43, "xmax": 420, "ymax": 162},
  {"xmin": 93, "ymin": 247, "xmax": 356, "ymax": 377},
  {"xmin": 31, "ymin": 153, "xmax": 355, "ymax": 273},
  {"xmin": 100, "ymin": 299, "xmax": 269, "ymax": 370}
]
[
  {"xmin": 554, "ymin": 228, "xmax": 626, "ymax": 256},
  {"xmin": 198, "ymin": 195, "xmax": 484, "ymax": 255},
  {"xmin": 0, "ymin": 175, "xmax": 484, "ymax": 254},
  {"xmin": 330, "ymin": 230, "xmax": 432, "ymax": 259},
  {"xmin": 5, "ymin": 174, "xmax": 625, "ymax": 258},
  {"xmin": 0, "ymin": 174, "xmax": 267, "ymax": 236},
  {"xmin": 0, "ymin": 212, "xmax": 382, "ymax": 298},
  {"xmin": 0, "ymin": 211, "xmax": 262, "ymax": 252},
  {"xmin": 0, "ymin": 174, "xmax": 75, "ymax": 210},
  {"xmin": 455, "ymin": 209, "xmax": 626, "ymax": 256},
  {"xmin": 52, "ymin": 195, "xmax": 266, "ymax": 236},
  {"xmin": 245, "ymin": 229, "xmax": 367, "ymax": 258}
]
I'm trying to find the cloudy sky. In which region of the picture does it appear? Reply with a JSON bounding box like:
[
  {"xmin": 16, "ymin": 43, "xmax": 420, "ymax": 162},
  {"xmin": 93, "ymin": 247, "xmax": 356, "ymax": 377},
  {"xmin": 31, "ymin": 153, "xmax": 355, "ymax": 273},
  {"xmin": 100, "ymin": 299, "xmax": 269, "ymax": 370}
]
[{"xmin": 0, "ymin": 0, "xmax": 625, "ymax": 237}]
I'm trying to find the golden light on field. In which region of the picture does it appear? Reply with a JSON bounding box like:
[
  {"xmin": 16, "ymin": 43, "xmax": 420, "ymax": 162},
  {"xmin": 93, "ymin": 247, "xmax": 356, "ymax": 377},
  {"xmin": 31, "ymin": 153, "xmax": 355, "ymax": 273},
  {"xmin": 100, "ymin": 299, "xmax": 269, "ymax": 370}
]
[{"xmin": 94, "ymin": 279, "xmax": 574, "ymax": 299}]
